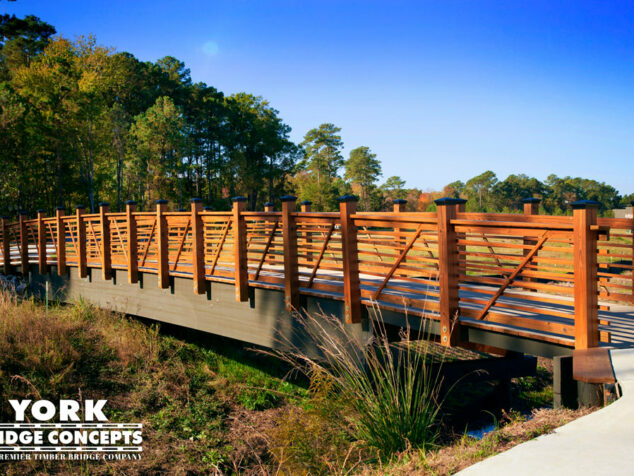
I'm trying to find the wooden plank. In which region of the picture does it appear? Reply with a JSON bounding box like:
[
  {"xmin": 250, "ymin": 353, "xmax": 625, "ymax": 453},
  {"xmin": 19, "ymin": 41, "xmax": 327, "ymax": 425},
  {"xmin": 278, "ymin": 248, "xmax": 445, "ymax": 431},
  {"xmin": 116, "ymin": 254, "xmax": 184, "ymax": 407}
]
[
  {"xmin": 99, "ymin": 203, "xmax": 111, "ymax": 280},
  {"xmin": 76, "ymin": 207, "xmax": 87, "ymax": 278},
  {"xmin": 125, "ymin": 201, "xmax": 138, "ymax": 284},
  {"xmin": 37, "ymin": 210, "xmax": 47, "ymax": 274},
  {"xmin": 436, "ymin": 198, "xmax": 461, "ymax": 346},
  {"xmin": 281, "ymin": 196, "xmax": 299, "ymax": 311},
  {"xmin": 232, "ymin": 197, "xmax": 248, "ymax": 301},
  {"xmin": 156, "ymin": 200, "xmax": 169, "ymax": 289},
  {"xmin": 339, "ymin": 196, "xmax": 362, "ymax": 324},
  {"xmin": 572, "ymin": 201, "xmax": 599, "ymax": 349},
  {"xmin": 254, "ymin": 220, "xmax": 279, "ymax": 280},
  {"xmin": 191, "ymin": 199, "xmax": 205, "ymax": 294},
  {"xmin": 573, "ymin": 348, "xmax": 615, "ymax": 384},
  {"xmin": 300, "ymin": 201, "xmax": 313, "ymax": 263}
]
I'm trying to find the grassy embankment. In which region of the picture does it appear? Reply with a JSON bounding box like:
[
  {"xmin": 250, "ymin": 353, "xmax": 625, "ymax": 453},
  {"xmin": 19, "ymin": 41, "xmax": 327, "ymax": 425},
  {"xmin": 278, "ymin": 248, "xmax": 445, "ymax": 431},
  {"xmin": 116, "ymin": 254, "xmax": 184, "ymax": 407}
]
[{"xmin": 0, "ymin": 291, "xmax": 591, "ymax": 475}]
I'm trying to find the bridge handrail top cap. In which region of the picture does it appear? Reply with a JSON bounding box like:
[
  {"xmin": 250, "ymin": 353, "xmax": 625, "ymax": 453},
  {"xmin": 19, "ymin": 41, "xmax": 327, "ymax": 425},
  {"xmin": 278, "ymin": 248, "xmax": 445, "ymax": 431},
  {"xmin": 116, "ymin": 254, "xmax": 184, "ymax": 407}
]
[
  {"xmin": 190, "ymin": 197, "xmax": 203, "ymax": 203},
  {"xmin": 231, "ymin": 196, "xmax": 248, "ymax": 202},
  {"xmin": 338, "ymin": 195, "xmax": 358, "ymax": 202},
  {"xmin": 571, "ymin": 200, "xmax": 601, "ymax": 209},
  {"xmin": 299, "ymin": 200, "xmax": 312, "ymax": 205},
  {"xmin": 155, "ymin": 199, "xmax": 168, "ymax": 205},
  {"xmin": 125, "ymin": 200, "xmax": 137, "ymax": 205},
  {"xmin": 392, "ymin": 199, "xmax": 408, "ymax": 204},
  {"xmin": 55, "ymin": 206, "xmax": 65, "ymax": 210},
  {"xmin": 522, "ymin": 197, "xmax": 541, "ymax": 203},
  {"xmin": 280, "ymin": 195, "xmax": 297, "ymax": 202},
  {"xmin": 434, "ymin": 197, "xmax": 466, "ymax": 205},
  {"xmin": 37, "ymin": 209, "xmax": 46, "ymax": 213},
  {"xmin": 75, "ymin": 205, "xmax": 85, "ymax": 210},
  {"xmin": 98, "ymin": 202, "xmax": 109, "ymax": 207}
]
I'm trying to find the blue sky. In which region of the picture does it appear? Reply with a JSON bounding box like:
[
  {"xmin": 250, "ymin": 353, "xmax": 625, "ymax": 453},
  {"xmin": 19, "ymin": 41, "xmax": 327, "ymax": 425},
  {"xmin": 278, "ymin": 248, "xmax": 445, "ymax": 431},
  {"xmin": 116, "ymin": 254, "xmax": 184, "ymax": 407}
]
[{"xmin": 4, "ymin": 0, "xmax": 634, "ymax": 194}]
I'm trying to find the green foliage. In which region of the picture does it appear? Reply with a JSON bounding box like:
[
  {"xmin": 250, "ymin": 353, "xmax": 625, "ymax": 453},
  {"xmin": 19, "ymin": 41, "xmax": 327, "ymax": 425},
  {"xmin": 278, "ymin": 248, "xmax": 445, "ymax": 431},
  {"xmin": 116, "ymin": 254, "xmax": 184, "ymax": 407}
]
[{"xmin": 345, "ymin": 146, "xmax": 382, "ymax": 211}]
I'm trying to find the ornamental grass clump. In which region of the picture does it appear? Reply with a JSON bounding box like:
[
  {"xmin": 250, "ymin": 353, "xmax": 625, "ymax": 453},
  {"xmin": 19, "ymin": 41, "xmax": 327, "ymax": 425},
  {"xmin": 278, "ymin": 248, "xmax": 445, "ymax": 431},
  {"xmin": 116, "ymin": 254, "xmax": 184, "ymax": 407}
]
[{"xmin": 273, "ymin": 306, "xmax": 450, "ymax": 457}]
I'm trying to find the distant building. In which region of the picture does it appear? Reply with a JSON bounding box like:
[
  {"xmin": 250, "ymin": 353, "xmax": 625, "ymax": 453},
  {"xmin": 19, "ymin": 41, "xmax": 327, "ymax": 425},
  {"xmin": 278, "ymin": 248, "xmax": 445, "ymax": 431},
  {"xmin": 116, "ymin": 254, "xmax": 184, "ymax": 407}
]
[{"xmin": 613, "ymin": 205, "xmax": 633, "ymax": 220}]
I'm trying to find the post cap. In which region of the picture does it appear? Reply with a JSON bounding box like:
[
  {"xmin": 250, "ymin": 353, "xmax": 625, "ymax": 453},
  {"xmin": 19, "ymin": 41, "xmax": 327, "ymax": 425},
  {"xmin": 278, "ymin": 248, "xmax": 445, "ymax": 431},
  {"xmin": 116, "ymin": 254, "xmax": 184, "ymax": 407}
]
[
  {"xmin": 280, "ymin": 195, "xmax": 297, "ymax": 202},
  {"xmin": 98, "ymin": 202, "xmax": 109, "ymax": 208},
  {"xmin": 155, "ymin": 199, "xmax": 168, "ymax": 205},
  {"xmin": 434, "ymin": 197, "xmax": 466, "ymax": 205},
  {"xmin": 18, "ymin": 210, "xmax": 28, "ymax": 215},
  {"xmin": 56, "ymin": 206, "xmax": 65, "ymax": 211},
  {"xmin": 125, "ymin": 200, "xmax": 137, "ymax": 206},
  {"xmin": 630, "ymin": 200, "xmax": 634, "ymax": 207},
  {"xmin": 392, "ymin": 199, "xmax": 408, "ymax": 204},
  {"xmin": 37, "ymin": 209, "xmax": 46, "ymax": 214},
  {"xmin": 75, "ymin": 205, "xmax": 85, "ymax": 210},
  {"xmin": 570, "ymin": 200, "xmax": 601, "ymax": 209},
  {"xmin": 203, "ymin": 206, "xmax": 213, "ymax": 211},
  {"xmin": 264, "ymin": 202, "xmax": 275, "ymax": 207},
  {"xmin": 177, "ymin": 208, "xmax": 186, "ymax": 212},
  {"xmin": 338, "ymin": 195, "xmax": 359, "ymax": 203},
  {"xmin": 231, "ymin": 196, "xmax": 248, "ymax": 202},
  {"xmin": 299, "ymin": 200, "xmax": 312, "ymax": 206},
  {"xmin": 190, "ymin": 197, "xmax": 203, "ymax": 203},
  {"xmin": 1, "ymin": 215, "xmax": 9, "ymax": 219},
  {"xmin": 522, "ymin": 197, "xmax": 541, "ymax": 204}
]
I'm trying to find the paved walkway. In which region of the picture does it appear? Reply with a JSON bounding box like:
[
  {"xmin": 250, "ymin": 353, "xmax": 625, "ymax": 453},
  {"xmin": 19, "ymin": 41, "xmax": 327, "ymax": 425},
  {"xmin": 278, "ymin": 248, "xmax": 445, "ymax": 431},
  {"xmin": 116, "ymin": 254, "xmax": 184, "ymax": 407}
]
[{"xmin": 458, "ymin": 348, "xmax": 634, "ymax": 475}]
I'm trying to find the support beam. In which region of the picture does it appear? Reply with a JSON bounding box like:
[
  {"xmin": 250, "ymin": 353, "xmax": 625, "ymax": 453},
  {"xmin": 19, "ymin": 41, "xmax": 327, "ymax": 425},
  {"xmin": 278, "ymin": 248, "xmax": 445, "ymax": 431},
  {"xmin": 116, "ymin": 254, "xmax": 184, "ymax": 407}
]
[
  {"xmin": 232, "ymin": 196, "xmax": 248, "ymax": 301},
  {"xmin": 126, "ymin": 201, "xmax": 138, "ymax": 284},
  {"xmin": 281, "ymin": 195, "xmax": 299, "ymax": 311},
  {"xmin": 572, "ymin": 200, "xmax": 600, "ymax": 350},
  {"xmin": 156, "ymin": 200, "xmax": 169, "ymax": 289},
  {"xmin": 19, "ymin": 211, "xmax": 28, "ymax": 275},
  {"xmin": 55, "ymin": 207, "xmax": 66, "ymax": 275},
  {"xmin": 190, "ymin": 198, "xmax": 205, "ymax": 294},
  {"xmin": 522, "ymin": 197, "xmax": 541, "ymax": 289},
  {"xmin": 37, "ymin": 210, "xmax": 47, "ymax": 274},
  {"xmin": 76, "ymin": 206, "xmax": 87, "ymax": 278},
  {"xmin": 339, "ymin": 195, "xmax": 361, "ymax": 324},
  {"xmin": 1, "ymin": 216, "xmax": 10, "ymax": 273},
  {"xmin": 99, "ymin": 202, "xmax": 111, "ymax": 280},
  {"xmin": 435, "ymin": 197, "xmax": 462, "ymax": 346}
]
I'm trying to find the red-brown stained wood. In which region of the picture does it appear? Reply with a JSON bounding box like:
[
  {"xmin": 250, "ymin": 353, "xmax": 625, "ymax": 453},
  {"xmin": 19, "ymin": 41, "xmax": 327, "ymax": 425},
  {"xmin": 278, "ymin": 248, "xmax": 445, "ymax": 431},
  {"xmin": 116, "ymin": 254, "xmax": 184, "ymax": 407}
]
[
  {"xmin": 340, "ymin": 197, "xmax": 362, "ymax": 324},
  {"xmin": 76, "ymin": 207, "xmax": 87, "ymax": 278},
  {"xmin": 19, "ymin": 213, "xmax": 28, "ymax": 274},
  {"xmin": 282, "ymin": 197, "xmax": 299, "ymax": 311},
  {"xmin": 300, "ymin": 201, "xmax": 313, "ymax": 263},
  {"xmin": 156, "ymin": 201, "xmax": 169, "ymax": 289},
  {"xmin": 573, "ymin": 203, "xmax": 599, "ymax": 349},
  {"xmin": 523, "ymin": 199, "xmax": 540, "ymax": 288},
  {"xmin": 126, "ymin": 202, "xmax": 138, "ymax": 284},
  {"xmin": 191, "ymin": 200, "xmax": 205, "ymax": 294},
  {"xmin": 233, "ymin": 198, "xmax": 248, "ymax": 301},
  {"xmin": 55, "ymin": 209, "xmax": 66, "ymax": 275},
  {"xmin": 100, "ymin": 204, "xmax": 111, "ymax": 280},
  {"xmin": 573, "ymin": 348, "xmax": 615, "ymax": 384},
  {"xmin": 1, "ymin": 217, "xmax": 10, "ymax": 272},
  {"xmin": 37, "ymin": 210, "xmax": 47, "ymax": 274},
  {"xmin": 436, "ymin": 201, "xmax": 460, "ymax": 346}
]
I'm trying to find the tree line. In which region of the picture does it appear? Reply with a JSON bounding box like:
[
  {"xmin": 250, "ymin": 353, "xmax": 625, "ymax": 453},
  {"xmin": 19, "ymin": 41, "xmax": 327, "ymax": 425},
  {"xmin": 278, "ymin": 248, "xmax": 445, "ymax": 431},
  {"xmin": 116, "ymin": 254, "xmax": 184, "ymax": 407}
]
[{"xmin": 0, "ymin": 15, "xmax": 631, "ymax": 217}]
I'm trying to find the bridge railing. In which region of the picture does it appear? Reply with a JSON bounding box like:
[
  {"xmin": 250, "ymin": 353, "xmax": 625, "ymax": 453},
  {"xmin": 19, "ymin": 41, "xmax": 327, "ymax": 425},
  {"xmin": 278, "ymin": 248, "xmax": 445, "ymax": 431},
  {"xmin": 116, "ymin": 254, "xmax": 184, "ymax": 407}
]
[{"xmin": 0, "ymin": 197, "xmax": 632, "ymax": 350}]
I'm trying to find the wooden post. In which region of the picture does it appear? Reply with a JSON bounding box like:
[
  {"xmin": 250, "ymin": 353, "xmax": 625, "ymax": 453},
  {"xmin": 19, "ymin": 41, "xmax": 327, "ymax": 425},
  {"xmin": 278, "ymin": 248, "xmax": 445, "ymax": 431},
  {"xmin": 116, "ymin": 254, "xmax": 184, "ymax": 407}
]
[
  {"xmin": 281, "ymin": 196, "xmax": 299, "ymax": 312},
  {"xmin": 37, "ymin": 210, "xmax": 47, "ymax": 274},
  {"xmin": 19, "ymin": 211, "xmax": 28, "ymax": 275},
  {"xmin": 55, "ymin": 207, "xmax": 66, "ymax": 275},
  {"xmin": 264, "ymin": 202, "xmax": 275, "ymax": 213},
  {"xmin": 339, "ymin": 195, "xmax": 362, "ymax": 324},
  {"xmin": 393, "ymin": 199, "xmax": 407, "ymax": 247},
  {"xmin": 156, "ymin": 200, "xmax": 169, "ymax": 289},
  {"xmin": 126, "ymin": 201, "xmax": 138, "ymax": 284},
  {"xmin": 522, "ymin": 197, "xmax": 540, "ymax": 289},
  {"xmin": 99, "ymin": 202, "xmax": 111, "ymax": 280},
  {"xmin": 435, "ymin": 198, "xmax": 462, "ymax": 346},
  {"xmin": 1, "ymin": 216, "xmax": 11, "ymax": 273},
  {"xmin": 232, "ymin": 197, "xmax": 248, "ymax": 301},
  {"xmin": 300, "ymin": 200, "xmax": 312, "ymax": 263},
  {"xmin": 572, "ymin": 200, "xmax": 600, "ymax": 350},
  {"xmin": 76, "ymin": 205, "xmax": 87, "ymax": 278},
  {"xmin": 191, "ymin": 198, "xmax": 205, "ymax": 294}
]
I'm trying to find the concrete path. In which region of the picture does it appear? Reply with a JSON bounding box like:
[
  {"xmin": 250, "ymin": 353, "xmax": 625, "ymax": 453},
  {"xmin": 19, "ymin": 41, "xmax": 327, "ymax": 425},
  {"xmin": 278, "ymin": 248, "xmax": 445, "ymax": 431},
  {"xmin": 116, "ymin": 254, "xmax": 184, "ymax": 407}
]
[{"xmin": 458, "ymin": 348, "xmax": 634, "ymax": 475}]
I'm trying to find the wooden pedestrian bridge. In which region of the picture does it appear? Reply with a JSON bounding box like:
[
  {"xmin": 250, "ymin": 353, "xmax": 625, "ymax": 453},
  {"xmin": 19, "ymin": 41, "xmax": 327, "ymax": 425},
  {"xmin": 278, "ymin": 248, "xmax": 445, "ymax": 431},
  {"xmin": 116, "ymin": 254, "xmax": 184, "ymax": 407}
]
[{"xmin": 1, "ymin": 196, "xmax": 633, "ymax": 365}]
